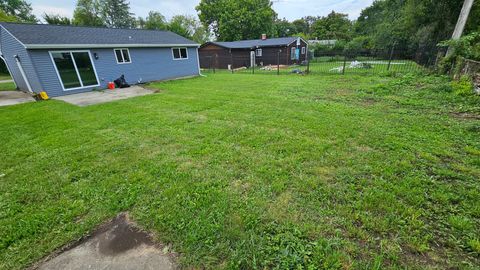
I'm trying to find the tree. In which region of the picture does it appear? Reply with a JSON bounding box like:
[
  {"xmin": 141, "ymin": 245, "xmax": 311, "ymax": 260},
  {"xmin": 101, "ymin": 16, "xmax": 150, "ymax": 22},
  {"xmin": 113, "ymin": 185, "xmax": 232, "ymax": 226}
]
[
  {"xmin": 43, "ymin": 13, "xmax": 71, "ymax": 25},
  {"xmin": 100, "ymin": 0, "xmax": 135, "ymax": 28},
  {"xmin": 136, "ymin": 16, "xmax": 145, "ymax": 29},
  {"xmin": 143, "ymin": 11, "xmax": 168, "ymax": 30},
  {"xmin": 73, "ymin": 0, "xmax": 104, "ymax": 26},
  {"xmin": 311, "ymin": 11, "xmax": 352, "ymax": 41},
  {"xmin": 0, "ymin": 9, "xmax": 16, "ymax": 22},
  {"xmin": 292, "ymin": 18, "xmax": 309, "ymax": 36},
  {"xmin": 352, "ymin": 0, "xmax": 480, "ymax": 51},
  {"xmin": 168, "ymin": 15, "xmax": 210, "ymax": 44},
  {"xmin": 196, "ymin": 0, "xmax": 276, "ymax": 41},
  {"xmin": 0, "ymin": 0, "xmax": 36, "ymax": 22},
  {"xmin": 168, "ymin": 15, "xmax": 191, "ymax": 38},
  {"xmin": 273, "ymin": 18, "xmax": 296, "ymax": 37}
]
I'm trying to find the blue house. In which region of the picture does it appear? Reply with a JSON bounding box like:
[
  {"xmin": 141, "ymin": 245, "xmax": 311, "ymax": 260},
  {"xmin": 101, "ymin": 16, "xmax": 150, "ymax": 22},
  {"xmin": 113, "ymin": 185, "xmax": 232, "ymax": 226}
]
[{"xmin": 0, "ymin": 23, "xmax": 200, "ymax": 97}]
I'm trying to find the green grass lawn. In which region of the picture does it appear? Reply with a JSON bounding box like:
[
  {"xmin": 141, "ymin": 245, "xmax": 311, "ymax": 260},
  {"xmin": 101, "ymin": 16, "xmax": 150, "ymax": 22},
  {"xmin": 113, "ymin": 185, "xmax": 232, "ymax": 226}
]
[
  {"xmin": 0, "ymin": 72, "xmax": 479, "ymax": 269},
  {"xmin": 0, "ymin": 81, "xmax": 16, "ymax": 91},
  {"xmin": 206, "ymin": 61, "xmax": 422, "ymax": 76},
  {"xmin": 0, "ymin": 73, "xmax": 12, "ymax": 81}
]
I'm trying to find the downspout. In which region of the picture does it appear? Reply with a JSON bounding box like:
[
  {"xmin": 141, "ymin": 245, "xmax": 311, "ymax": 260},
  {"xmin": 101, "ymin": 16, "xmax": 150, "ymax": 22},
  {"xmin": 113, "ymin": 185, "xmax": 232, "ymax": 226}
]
[
  {"xmin": 196, "ymin": 47, "xmax": 207, "ymax": 77},
  {"xmin": 14, "ymin": 54, "xmax": 33, "ymax": 93}
]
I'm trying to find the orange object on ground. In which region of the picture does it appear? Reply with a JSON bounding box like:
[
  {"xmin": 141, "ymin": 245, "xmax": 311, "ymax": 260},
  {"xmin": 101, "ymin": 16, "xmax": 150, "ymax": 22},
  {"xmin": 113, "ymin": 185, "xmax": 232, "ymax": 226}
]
[{"xmin": 108, "ymin": 82, "xmax": 115, "ymax": 90}]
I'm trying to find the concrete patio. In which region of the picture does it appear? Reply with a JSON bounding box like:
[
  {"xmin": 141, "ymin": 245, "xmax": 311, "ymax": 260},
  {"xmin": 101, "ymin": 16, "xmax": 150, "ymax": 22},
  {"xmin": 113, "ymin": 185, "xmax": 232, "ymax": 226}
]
[
  {"xmin": 0, "ymin": 91, "xmax": 35, "ymax": 107},
  {"xmin": 54, "ymin": 86, "xmax": 155, "ymax": 106}
]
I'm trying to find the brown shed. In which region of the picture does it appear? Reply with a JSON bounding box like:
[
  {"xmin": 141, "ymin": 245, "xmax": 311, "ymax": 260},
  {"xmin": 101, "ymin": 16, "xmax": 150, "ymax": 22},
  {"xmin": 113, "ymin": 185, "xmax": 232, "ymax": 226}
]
[{"xmin": 199, "ymin": 36, "xmax": 308, "ymax": 69}]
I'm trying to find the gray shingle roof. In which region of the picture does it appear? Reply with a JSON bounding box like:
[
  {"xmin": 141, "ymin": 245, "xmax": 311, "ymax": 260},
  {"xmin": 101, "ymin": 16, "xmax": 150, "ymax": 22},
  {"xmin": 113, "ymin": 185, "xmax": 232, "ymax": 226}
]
[
  {"xmin": 0, "ymin": 23, "xmax": 198, "ymax": 49},
  {"xmin": 208, "ymin": 37, "xmax": 299, "ymax": 49}
]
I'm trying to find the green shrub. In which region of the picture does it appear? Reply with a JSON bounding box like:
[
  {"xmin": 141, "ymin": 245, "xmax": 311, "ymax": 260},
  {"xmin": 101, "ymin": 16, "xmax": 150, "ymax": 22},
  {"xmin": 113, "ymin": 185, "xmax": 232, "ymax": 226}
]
[{"xmin": 451, "ymin": 76, "xmax": 474, "ymax": 96}]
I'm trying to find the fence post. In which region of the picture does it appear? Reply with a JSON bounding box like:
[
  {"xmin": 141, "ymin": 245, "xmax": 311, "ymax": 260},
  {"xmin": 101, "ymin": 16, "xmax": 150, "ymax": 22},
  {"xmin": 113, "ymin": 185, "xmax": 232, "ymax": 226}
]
[
  {"xmin": 342, "ymin": 52, "xmax": 347, "ymax": 75},
  {"xmin": 306, "ymin": 51, "xmax": 310, "ymax": 74},
  {"xmin": 387, "ymin": 42, "xmax": 396, "ymax": 71},
  {"xmin": 230, "ymin": 51, "xmax": 234, "ymax": 74},
  {"xmin": 252, "ymin": 54, "xmax": 255, "ymax": 74},
  {"xmin": 277, "ymin": 50, "xmax": 280, "ymax": 75}
]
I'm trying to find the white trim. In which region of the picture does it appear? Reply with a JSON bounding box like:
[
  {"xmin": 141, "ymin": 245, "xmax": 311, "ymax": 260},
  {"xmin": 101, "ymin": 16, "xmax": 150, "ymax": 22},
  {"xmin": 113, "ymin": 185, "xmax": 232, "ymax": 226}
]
[
  {"xmin": 26, "ymin": 43, "xmax": 200, "ymax": 49},
  {"xmin": 196, "ymin": 47, "xmax": 201, "ymax": 75},
  {"xmin": 114, "ymin": 48, "xmax": 132, "ymax": 64},
  {"xmin": 14, "ymin": 56, "xmax": 33, "ymax": 93},
  {"xmin": 255, "ymin": 48, "xmax": 262, "ymax": 57},
  {"xmin": 69, "ymin": 51, "xmax": 83, "ymax": 87},
  {"xmin": 172, "ymin": 47, "xmax": 188, "ymax": 60},
  {"xmin": 287, "ymin": 37, "xmax": 308, "ymax": 47},
  {"xmin": 0, "ymin": 25, "xmax": 27, "ymax": 49},
  {"xmin": 48, "ymin": 50, "xmax": 100, "ymax": 92}
]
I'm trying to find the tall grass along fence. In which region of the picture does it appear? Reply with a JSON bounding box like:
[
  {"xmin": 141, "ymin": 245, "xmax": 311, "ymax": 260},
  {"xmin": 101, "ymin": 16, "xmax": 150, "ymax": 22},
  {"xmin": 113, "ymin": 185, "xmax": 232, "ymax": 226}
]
[
  {"xmin": 200, "ymin": 47, "xmax": 429, "ymax": 76},
  {"xmin": 454, "ymin": 59, "xmax": 480, "ymax": 94}
]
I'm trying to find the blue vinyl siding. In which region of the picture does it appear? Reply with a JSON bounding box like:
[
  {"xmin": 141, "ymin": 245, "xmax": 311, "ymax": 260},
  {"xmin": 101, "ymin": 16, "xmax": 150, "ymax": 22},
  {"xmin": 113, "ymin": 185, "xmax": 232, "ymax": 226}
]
[
  {"xmin": 29, "ymin": 47, "xmax": 199, "ymax": 97},
  {"xmin": 0, "ymin": 27, "xmax": 42, "ymax": 92}
]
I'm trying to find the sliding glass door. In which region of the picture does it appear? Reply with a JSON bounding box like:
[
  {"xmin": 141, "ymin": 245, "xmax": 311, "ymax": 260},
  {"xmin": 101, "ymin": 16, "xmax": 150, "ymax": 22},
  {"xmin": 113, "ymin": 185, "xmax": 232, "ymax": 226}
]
[{"xmin": 50, "ymin": 51, "xmax": 99, "ymax": 91}]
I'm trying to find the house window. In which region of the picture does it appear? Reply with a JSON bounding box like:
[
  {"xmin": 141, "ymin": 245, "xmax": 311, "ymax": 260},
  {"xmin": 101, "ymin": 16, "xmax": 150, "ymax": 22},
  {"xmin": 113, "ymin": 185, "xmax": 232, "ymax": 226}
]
[
  {"xmin": 172, "ymin": 48, "xmax": 188, "ymax": 60},
  {"xmin": 291, "ymin": 47, "xmax": 296, "ymax": 60},
  {"xmin": 256, "ymin": 49, "xmax": 262, "ymax": 57},
  {"xmin": 114, "ymin": 48, "xmax": 131, "ymax": 64},
  {"xmin": 301, "ymin": 47, "xmax": 306, "ymax": 55},
  {"xmin": 50, "ymin": 51, "xmax": 99, "ymax": 91}
]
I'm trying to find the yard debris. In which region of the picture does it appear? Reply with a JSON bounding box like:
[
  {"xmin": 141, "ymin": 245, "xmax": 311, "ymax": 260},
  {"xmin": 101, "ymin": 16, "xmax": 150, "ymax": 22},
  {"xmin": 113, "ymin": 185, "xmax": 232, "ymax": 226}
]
[
  {"xmin": 260, "ymin": 65, "xmax": 277, "ymax": 71},
  {"xmin": 330, "ymin": 61, "xmax": 373, "ymax": 73},
  {"xmin": 330, "ymin": 66, "xmax": 344, "ymax": 73},
  {"xmin": 291, "ymin": 69, "xmax": 305, "ymax": 75},
  {"xmin": 233, "ymin": 67, "xmax": 247, "ymax": 72},
  {"xmin": 114, "ymin": 75, "xmax": 130, "ymax": 88},
  {"xmin": 349, "ymin": 61, "xmax": 372, "ymax": 69}
]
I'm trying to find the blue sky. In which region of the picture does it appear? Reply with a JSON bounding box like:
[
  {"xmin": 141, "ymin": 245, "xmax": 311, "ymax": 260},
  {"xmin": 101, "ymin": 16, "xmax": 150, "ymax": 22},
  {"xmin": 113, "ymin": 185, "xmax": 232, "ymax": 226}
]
[{"xmin": 30, "ymin": 0, "xmax": 375, "ymax": 21}]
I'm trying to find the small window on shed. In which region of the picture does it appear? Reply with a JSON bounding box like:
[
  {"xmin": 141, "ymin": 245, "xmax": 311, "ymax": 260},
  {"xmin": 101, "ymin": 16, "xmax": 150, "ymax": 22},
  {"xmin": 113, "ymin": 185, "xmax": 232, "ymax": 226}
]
[
  {"xmin": 256, "ymin": 49, "xmax": 262, "ymax": 57},
  {"xmin": 301, "ymin": 47, "xmax": 306, "ymax": 55},
  {"xmin": 114, "ymin": 49, "xmax": 131, "ymax": 64},
  {"xmin": 173, "ymin": 48, "xmax": 188, "ymax": 60}
]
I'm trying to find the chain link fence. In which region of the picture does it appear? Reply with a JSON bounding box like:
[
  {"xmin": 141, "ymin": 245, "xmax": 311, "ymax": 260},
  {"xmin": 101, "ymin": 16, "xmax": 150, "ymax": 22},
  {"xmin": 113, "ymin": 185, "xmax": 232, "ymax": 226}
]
[{"xmin": 200, "ymin": 46, "xmax": 438, "ymax": 76}]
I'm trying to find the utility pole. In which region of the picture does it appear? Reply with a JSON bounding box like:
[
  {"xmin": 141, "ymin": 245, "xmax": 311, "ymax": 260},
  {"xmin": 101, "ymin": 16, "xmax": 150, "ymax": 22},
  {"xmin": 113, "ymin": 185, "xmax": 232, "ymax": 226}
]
[{"xmin": 447, "ymin": 0, "xmax": 475, "ymax": 56}]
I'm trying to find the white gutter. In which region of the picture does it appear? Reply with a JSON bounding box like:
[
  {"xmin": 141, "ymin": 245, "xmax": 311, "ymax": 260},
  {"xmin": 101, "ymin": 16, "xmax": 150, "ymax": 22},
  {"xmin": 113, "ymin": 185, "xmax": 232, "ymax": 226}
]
[{"xmin": 25, "ymin": 43, "xmax": 200, "ymax": 49}]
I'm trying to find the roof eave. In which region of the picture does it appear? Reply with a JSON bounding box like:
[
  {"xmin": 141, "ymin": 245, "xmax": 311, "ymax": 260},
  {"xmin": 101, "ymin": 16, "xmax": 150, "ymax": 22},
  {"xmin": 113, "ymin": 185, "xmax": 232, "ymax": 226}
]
[{"xmin": 25, "ymin": 43, "xmax": 200, "ymax": 49}]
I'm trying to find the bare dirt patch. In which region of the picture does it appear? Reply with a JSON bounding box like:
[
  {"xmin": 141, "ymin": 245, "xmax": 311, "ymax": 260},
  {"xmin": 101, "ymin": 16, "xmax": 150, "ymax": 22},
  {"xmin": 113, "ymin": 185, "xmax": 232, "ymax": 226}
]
[
  {"xmin": 30, "ymin": 213, "xmax": 176, "ymax": 270},
  {"xmin": 450, "ymin": 112, "xmax": 480, "ymax": 120}
]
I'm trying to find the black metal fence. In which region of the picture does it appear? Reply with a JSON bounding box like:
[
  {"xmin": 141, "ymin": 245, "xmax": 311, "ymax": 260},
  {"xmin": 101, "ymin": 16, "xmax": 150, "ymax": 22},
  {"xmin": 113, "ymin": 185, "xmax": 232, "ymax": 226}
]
[{"xmin": 200, "ymin": 47, "xmax": 439, "ymax": 76}]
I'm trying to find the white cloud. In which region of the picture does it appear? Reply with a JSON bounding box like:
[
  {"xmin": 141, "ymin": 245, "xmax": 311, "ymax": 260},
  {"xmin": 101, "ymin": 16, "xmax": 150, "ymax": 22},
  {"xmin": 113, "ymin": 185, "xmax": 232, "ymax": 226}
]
[{"xmin": 32, "ymin": 4, "xmax": 72, "ymax": 18}]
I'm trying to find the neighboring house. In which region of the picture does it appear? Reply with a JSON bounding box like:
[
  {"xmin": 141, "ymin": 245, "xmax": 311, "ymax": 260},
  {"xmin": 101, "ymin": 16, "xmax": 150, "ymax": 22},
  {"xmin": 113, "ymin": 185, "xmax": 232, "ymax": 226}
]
[
  {"xmin": 199, "ymin": 36, "xmax": 308, "ymax": 69},
  {"xmin": 0, "ymin": 22, "xmax": 200, "ymax": 97}
]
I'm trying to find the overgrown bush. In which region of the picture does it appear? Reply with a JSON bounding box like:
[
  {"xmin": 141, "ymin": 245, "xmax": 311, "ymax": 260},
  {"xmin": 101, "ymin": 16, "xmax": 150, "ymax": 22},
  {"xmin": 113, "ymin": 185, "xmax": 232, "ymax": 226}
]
[
  {"xmin": 451, "ymin": 76, "xmax": 474, "ymax": 96},
  {"xmin": 312, "ymin": 40, "xmax": 346, "ymax": 56},
  {"xmin": 437, "ymin": 32, "xmax": 480, "ymax": 74}
]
